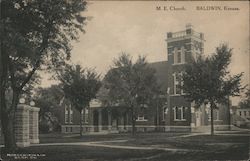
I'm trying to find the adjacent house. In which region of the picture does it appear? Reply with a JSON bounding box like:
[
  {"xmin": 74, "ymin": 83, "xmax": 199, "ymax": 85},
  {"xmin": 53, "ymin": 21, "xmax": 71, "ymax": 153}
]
[
  {"xmin": 232, "ymin": 106, "xmax": 250, "ymax": 128},
  {"xmin": 59, "ymin": 24, "xmax": 231, "ymax": 133}
]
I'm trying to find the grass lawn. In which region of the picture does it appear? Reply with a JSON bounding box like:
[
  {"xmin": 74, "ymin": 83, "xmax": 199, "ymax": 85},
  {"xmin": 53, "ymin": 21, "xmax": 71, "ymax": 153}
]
[
  {"xmin": 1, "ymin": 132, "xmax": 249, "ymax": 161},
  {"xmin": 38, "ymin": 132, "xmax": 187, "ymax": 143}
]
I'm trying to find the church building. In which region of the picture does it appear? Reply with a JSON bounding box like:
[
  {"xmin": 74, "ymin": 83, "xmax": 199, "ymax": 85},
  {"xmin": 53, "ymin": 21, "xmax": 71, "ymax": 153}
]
[{"xmin": 60, "ymin": 24, "xmax": 231, "ymax": 133}]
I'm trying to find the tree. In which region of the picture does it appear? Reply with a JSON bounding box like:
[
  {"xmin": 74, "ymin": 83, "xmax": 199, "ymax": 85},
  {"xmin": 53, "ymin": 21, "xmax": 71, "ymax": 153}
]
[
  {"xmin": 239, "ymin": 89, "xmax": 250, "ymax": 109},
  {"xmin": 57, "ymin": 64, "xmax": 101, "ymax": 136},
  {"xmin": 0, "ymin": 0, "xmax": 87, "ymax": 150},
  {"xmin": 103, "ymin": 53, "xmax": 160, "ymax": 135},
  {"xmin": 34, "ymin": 85, "xmax": 64, "ymax": 133},
  {"xmin": 182, "ymin": 44, "xmax": 244, "ymax": 135}
]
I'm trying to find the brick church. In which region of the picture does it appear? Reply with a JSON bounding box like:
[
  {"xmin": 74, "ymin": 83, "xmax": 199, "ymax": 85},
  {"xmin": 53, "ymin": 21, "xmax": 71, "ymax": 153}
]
[{"xmin": 59, "ymin": 24, "xmax": 231, "ymax": 133}]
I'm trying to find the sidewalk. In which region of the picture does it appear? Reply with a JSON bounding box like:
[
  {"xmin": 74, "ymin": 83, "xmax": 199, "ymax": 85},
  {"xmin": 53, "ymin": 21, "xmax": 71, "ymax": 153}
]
[{"xmin": 31, "ymin": 139, "xmax": 194, "ymax": 152}]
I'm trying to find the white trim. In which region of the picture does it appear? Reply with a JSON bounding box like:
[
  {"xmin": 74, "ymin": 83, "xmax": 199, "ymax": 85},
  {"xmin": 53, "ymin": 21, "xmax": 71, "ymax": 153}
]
[{"xmin": 166, "ymin": 35, "xmax": 205, "ymax": 43}]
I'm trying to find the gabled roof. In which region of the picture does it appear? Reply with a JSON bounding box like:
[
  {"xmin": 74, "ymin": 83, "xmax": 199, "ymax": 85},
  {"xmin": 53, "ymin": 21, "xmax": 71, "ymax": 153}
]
[
  {"xmin": 93, "ymin": 60, "xmax": 170, "ymax": 106},
  {"xmin": 148, "ymin": 61, "xmax": 169, "ymax": 91}
]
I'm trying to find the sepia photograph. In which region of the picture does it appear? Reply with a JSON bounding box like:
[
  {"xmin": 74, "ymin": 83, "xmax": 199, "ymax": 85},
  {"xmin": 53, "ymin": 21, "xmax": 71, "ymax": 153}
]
[{"xmin": 0, "ymin": 0, "xmax": 249, "ymax": 161}]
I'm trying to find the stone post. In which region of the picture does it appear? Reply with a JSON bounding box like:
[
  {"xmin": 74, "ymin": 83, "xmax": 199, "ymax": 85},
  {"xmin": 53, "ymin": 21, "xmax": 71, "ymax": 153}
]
[
  {"xmin": 15, "ymin": 104, "xmax": 30, "ymax": 147},
  {"xmin": 29, "ymin": 107, "xmax": 40, "ymax": 144},
  {"xmin": 98, "ymin": 109, "xmax": 102, "ymax": 132}
]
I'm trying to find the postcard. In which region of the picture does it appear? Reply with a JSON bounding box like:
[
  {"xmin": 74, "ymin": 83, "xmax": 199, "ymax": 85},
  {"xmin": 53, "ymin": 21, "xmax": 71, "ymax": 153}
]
[{"xmin": 0, "ymin": 0, "xmax": 249, "ymax": 161}]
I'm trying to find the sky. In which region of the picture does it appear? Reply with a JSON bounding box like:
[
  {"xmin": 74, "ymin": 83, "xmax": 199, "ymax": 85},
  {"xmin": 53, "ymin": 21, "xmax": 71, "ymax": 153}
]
[{"xmin": 40, "ymin": 1, "xmax": 249, "ymax": 105}]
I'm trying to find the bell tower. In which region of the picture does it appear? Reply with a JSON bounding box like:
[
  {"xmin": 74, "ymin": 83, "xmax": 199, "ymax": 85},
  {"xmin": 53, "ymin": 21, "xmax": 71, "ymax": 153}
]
[{"xmin": 165, "ymin": 24, "xmax": 205, "ymax": 131}]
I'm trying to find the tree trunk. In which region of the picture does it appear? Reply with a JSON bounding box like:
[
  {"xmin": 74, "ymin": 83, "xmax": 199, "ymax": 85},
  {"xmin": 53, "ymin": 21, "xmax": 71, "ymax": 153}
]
[
  {"xmin": 227, "ymin": 96, "xmax": 231, "ymax": 131},
  {"xmin": 0, "ymin": 50, "xmax": 18, "ymax": 150},
  {"xmin": 1, "ymin": 108, "xmax": 17, "ymax": 151},
  {"xmin": 210, "ymin": 103, "xmax": 214, "ymax": 136},
  {"xmin": 79, "ymin": 111, "xmax": 83, "ymax": 137},
  {"xmin": 131, "ymin": 109, "xmax": 136, "ymax": 136}
]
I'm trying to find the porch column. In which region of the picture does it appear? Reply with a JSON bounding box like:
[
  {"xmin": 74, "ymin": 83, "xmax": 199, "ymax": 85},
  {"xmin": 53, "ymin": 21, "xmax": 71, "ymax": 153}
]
[
  {"xmin": 89, "ymin": 109, "xmax": 94, "ymax": 132},
  {"xmin": 98, "ymin": 109, "xmax": 102, "ymax": 132},
  {"xmin": 121, "ymin": 115, "xmax": 125, "ymax": 130},
  {"xmin": 108, "ymin": 110, "xmax": 112, "ymax": 131}
]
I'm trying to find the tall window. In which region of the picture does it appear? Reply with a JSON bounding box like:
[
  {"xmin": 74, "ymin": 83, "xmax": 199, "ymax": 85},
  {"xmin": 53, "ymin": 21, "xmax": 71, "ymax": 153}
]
[
  {"xmin": 136, "ymin": 109, "xmax": 148, "ymax": 121},
  {"xmin": 174, "ymin": 46, "xmax": 185, "ymax": 64},
  {"xmin": 177, "ymin": 51, "xmax": 181, "ymax": 63},
  {"xmin": 65, "ymin": 107, "xmax": 69, "ymax": 124},
  {"xmin": 81, "ymin": 108, "xmax": 89, "ymax": 123},
  {"xmin": 173, "ymin": 72, "xmax": 183, "ymax": 95},
  {"xmin": 173, "ymin": 72, "xmax": 185, "ymax": 95},
  {"xmin": 69, "ymin": 106, "xmax": 73, "ymax": 123},
  {"xmin": 207, "ymin": 108, "xmax": 220, "ymax": 121},
  {"xmin": 174, "ymin": 106, "xmax": 186, "ymax": 121},
  {"xmin": 162, "ymin": 107, "xmax": 168, "ymax": 121}
]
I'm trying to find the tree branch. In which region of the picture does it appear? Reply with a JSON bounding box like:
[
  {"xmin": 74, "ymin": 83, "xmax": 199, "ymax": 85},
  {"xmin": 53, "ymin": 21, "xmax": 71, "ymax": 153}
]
[
  {"xmin": 17, "ymin": 22, "xmax": 53, "ymax": 91},
  {"xmin": 18, "ymin": 60, "xmax": 40, "ymax": 91}
]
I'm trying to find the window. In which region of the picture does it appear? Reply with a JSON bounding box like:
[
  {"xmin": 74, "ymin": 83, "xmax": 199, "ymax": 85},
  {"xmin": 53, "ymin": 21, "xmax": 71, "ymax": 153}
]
[
  {"xmin": 207, "ymin": 108, "xmax": 220, "ymax": 121},
  {"xmin": 177, "ymin": 51, "xmax": 181, "ymax": 63},
  {"xmin": 244, "ymin": 111, "xmax": 247, "ymax": 116},
  {"xmin": 173, "ymin": 72, "xmax": 184, "ymax": 95},
  {"xmin": 136, "ymin": 110, "xmax": 148, "ymax": 121},
  {"xmin": 181, "ymin": 47, "xmax": 185, "ymax": 63},
  {"xmin": 65, "ymin": 107, "xmax": 69, "ymax": 124},
  {"xmin": 214, "ymin": 109, "xmax": 219, "ymax": 121},
  {"xmin": 239, "ymin": 111, "xmax": 242, "ymax": 116},
  {"xmin": 81, "ymin": 108, "xmax": 89, "ymax": 123},
  {"xmin": 162, "ymin": 107, "xmax": 168, "ymax": 121},
  {"xmin": 174, "ymin": 106, "xmax": 186, "ymax": 121},
  {"xmin": 69, "ymin": 107, "xmax": 73, "ymax": 123},
  {"xmin": 174, "ymin": 46, "xmax": 185, "ymax": 64},
  {"xmin": 192, "ymin": 46, "xmax": 201, "ymax": 61}
]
